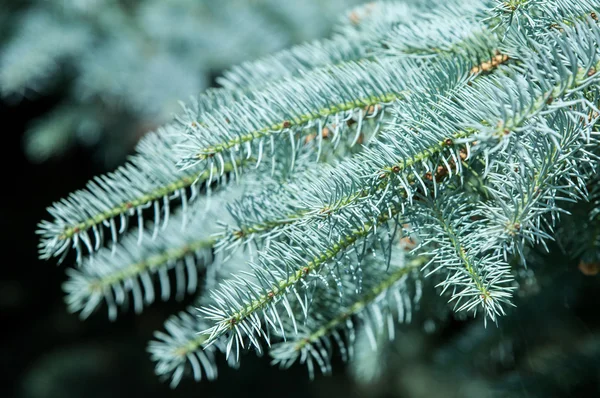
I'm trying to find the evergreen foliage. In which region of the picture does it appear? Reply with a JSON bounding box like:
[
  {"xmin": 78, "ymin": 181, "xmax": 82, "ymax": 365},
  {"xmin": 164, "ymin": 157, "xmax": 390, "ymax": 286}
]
[{"xmin": 36, "ymin": 0, "xmax": 600, "ymax": 391}]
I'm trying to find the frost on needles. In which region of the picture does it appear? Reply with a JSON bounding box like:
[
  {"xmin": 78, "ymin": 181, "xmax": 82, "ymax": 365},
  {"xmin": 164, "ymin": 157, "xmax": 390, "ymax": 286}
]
[{"xmin": 37, "ymin": 0, "xmax": 600, "ymax": 388}]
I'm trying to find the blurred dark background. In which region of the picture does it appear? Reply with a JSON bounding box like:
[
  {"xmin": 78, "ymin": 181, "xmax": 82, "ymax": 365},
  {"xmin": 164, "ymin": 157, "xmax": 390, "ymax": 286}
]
[{"xmin": 1, "ymin": 1, "xmax": 599, "ymax": 398}]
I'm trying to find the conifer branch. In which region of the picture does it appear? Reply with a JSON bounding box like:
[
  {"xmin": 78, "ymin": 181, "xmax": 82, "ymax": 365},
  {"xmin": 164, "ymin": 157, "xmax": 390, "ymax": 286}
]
[
  {"xmin": 60, "ymin": 185, "xmax": 239, "ymax": 320},
  {"xmin": 176, "ymin": 6, "xmax": 516, "ymax": 177},
  {"xmin": 269, "ymin": 255, "xmax": 426, "ymax": 378},
  {"xmin": 261, "ymin": 19, "xmax": 600, "ymax": 256},
  {"xmin": 209, "ymin": 53, "xmax": 508, "ymax": 256},
  {"xmin": 37, "ymin": 127, "xmax": 245, "ymax": 264},
  {"xmin": 148, "ymin": 308, "xmax": 220, "ymax": 388},
  {"xmin": 176, "ymin": 58, "xmax": 413, "ymax": 171},
  {"xmin": 477, "ymin": 110, "xmax": 598, "ymax": 262},
  {"xmin": 199, "ymin": 199, "xmax": 405, "ymax": 352},
  {"xmin": 411, "ymin": 195, "xmax": 515, "ymax": 323},
  {"xmin": 217, "ymin": 1, "xmax": 484, "ymax": 89}
]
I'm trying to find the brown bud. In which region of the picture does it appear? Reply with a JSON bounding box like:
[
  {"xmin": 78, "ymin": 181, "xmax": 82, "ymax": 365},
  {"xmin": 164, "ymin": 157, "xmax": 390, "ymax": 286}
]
[
  {"xmin": 399, "ymin": 236, "xmax": 416, "ymax": 250},
  {"xmin": 578, "ymin": 261, "xmax": 599, "ymax": 276},
  {"xmin": 480, "ymin": 61, "xmax": 492, "ymax": 72},
  {"xmin": 304, "ymin": 134, "xmax": 316, "ymax": 144}
]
